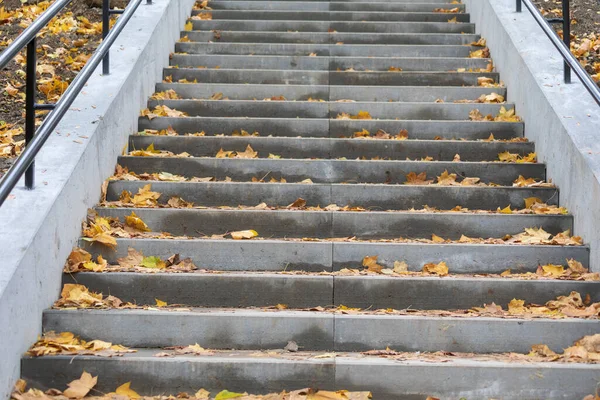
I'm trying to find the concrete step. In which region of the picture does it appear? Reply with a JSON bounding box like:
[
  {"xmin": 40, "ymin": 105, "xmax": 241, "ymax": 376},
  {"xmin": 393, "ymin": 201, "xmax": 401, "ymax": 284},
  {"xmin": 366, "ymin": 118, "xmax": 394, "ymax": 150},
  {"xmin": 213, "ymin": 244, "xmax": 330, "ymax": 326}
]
[
  {"xmin": 62, "ymin": 272, "xmax": 597, "ymax": 309},
  {"xmin": 130, "ymin": 135, "xmax": 533, "ymax": 161},
  {"xmin": 21, "ymin": 350, "xmax": 600, "ymax": 399},
  {"xmin": 139, "ymin": 116, "xmax": 522, "ymax": 140},
  {"xmin": 117, "ymin": 156, "xmax": 544, "ymax": 186},
  {"xmin": 155, "ymin": 82, "xmax": 507, "ymax": 102},
  {"xmin": 165, "ymin": 68, "xmax": 329, "ymax": 85},
  {"xmin": 145, "ymin": 99, "xmax": 512, "ymax": 121},
  {"xmin": 206, "ymin": 2, "xmax": 466, "ymax": 12},
  {"xmin": 42, "ymin": 308, "xmax": 597, "ymax": 353},
  {"xmin": 190, "ymin": 19, "xmax": 476, "ymax": 33},
  {"xmin": 108, "ymin": 178, "xmax": 553, "ymax": 210},
  {"xmin": 94, "ymin": 207, "xmax": 570, "ymax": 239},
  {"xmin": 170, "ymin": 54, "xmax": 491, "ymax": 71},
  {"xmin": 192, "ymin": 10, "xmax": 471, "ymax": 23},
  {"xmin": 175, "ymin": 42, "xmax": 476, "ymax": 57},
  {"xmin": 81, "ymin": 237, "xmax": 588, "ymax": 273},
  {"xmin": 165, "ymin": 68, "xmax": 497, "ymax": 86},
  {"xmin": 181, "ymin": 31, "xmax": 480, "ymax": 45}
]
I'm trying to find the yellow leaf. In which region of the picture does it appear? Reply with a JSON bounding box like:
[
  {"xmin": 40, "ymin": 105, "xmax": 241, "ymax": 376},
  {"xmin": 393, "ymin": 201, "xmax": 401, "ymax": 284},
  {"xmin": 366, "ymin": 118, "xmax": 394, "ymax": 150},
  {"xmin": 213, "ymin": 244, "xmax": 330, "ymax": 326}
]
[
  {"xmin": 195, "ymin": 389, "xmax": 210, "ymax": 399},
  {"xmin": 116, "ymin": 382, "xmax": 140, "ymax": 399},
  {"xmin": 184, "ymin": 21, "xmax": 193, "ymax": 31},
  {"xmin": 436, "ymin": 170, "xmax": 457, "ymax": 185},
  {"xmin": 508, "ymin": 299, "xmax": 526, "ymax": 314},
  {"xmin": 125, "ymin": 211, "xmax": 151, "ymax": 232},
  {"xmin": 214, "ymin": 391, "xmax": 245, "ymax": 400},
  {"xmin": 498, "ymin": 205, "xmax": 512, "ymax": 214},
  {"xmin": 155, "ymin": 298, "xmax": 167, "ymax": 307},
  {"xmin": 524, "ymin": 197, "xmax": 543, "ymax": 208},
  {"xmin": 541, "ymin": 264, "xmax": 566, "ymax": 277},
  {"xmin": 422, "ymin": 261, "xmax": 449, "ymax": 276},
  {"xmin": 63, "ymin": 371, "xmax": 97, "ymax": 399},
  {"xmin": 230, "ymin": 230, "xmax": 258, "ymax": 240},
  {"xmin": 431, "ymin": 234, "xmax": 445, "ymax": 243},
  {"xmin": 83, "ymin": 232, "xmax": 117, "ymax": 249}
]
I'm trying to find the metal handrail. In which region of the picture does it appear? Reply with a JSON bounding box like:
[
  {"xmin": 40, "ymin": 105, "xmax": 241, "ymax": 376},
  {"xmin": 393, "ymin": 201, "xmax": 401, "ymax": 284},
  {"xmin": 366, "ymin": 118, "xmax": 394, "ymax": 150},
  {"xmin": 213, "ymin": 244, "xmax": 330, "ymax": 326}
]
[
  {"xmin": 0, "ymin": 0, "xmax": 151, "ymax": 206},
  {"xmin": 517, "ymin": 0, "xmax": 600, "ymax": 107}
]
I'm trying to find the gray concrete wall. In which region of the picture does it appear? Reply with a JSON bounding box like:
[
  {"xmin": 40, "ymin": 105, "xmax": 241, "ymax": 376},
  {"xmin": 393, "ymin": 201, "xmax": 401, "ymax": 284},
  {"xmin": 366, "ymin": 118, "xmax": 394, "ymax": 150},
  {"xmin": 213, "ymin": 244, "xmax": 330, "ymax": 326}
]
[
  {"xmin": 0, "ymin": 0, "xmax": 195, "ymax": 397},
  {"xmin": 463, "ymin": 0, "xmax": 600, "ymax": 270}
]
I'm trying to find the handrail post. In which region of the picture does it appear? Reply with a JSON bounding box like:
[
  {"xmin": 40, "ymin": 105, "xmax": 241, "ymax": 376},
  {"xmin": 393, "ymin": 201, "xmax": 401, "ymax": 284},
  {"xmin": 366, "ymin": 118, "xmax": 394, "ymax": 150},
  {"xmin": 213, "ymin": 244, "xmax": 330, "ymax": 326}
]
[
  {"xmin": 562, "ymin": 0, "xmax": 571, "ymax": 83},
  {"xmin": 25, "ymin": 36, "xmax": 37, "ymax": 189},
  {"xmin": 517, "ymin": 0, "xmax": 522, "ymax": 12},
  {"xmin": 102, "ymin": 0, "xmax": 110, "ymax": 75}
]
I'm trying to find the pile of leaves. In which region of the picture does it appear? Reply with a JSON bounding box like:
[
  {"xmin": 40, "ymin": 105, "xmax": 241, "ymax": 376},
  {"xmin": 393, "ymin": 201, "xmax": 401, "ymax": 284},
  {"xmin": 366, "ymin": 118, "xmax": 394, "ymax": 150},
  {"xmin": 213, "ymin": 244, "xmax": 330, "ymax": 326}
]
[
  {"xmin": 0, "ymin": 0, "xmax": 122, "ymax": 176},
  {"xmin": 365, "ymin": 333, "xmax": 600, "ymax": 364},
  {"xmin": 12, "ymin": 376, "xmax": 373, "ymax": 400},
  {"xmin": 65, "ymin": 247, "xmax": 197, "ymax": 273},
  {"xmin": 27, "ymin": 331, "xmax": 133, "ymax": 357}
]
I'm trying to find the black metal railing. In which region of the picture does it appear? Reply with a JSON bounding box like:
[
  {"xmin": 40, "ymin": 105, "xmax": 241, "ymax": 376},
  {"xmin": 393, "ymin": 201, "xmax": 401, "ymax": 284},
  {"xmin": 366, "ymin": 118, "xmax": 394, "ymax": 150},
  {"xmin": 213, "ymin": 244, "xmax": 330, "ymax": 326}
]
[
  {"xmin": 517, "ymin": 0, "xmax": 600, "ymax": 106},
  {"xmin": 0, "ymin": 0, "xmax": 151, "ymax": 206}
]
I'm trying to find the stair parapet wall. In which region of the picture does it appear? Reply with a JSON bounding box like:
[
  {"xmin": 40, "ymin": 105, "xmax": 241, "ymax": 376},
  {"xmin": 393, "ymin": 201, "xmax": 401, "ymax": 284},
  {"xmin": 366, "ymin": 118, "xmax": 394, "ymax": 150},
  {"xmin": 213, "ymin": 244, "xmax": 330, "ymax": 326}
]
[{"xmin": 0, "ymin": 0, "xmax": 195, "ymax": 398}]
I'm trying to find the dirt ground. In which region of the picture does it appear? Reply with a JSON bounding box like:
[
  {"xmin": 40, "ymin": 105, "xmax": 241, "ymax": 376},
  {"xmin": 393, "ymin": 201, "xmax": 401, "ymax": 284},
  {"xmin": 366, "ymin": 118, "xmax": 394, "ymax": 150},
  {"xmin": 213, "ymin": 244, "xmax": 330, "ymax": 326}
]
[
  {"xmin": 532, "ymin": 0, "xmax": 600, "ymax": 79},
  {"xmin": 0, "ymin": 0, "xmax": 126, "ymax": 178}
]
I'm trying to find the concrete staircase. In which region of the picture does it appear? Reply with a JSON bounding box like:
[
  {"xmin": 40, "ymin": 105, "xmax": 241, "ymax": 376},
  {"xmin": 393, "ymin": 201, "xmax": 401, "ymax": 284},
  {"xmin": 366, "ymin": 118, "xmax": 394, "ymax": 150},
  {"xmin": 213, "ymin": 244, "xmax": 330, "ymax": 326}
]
[{"xmin": 20, "ymin": 0, "xmax": 600, "ymax": 398}]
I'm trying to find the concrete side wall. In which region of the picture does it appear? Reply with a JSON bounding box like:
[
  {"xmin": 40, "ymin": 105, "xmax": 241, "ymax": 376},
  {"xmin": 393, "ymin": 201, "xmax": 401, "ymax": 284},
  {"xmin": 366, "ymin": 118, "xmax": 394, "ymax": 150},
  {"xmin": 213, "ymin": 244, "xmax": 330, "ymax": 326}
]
[
  {"xmin": 464, "ymin": 0, "xmax": 600, "ymax": 270},
  {"xmin": 0, "ymin": 0, "xmax": 195, "ymax": 397}
]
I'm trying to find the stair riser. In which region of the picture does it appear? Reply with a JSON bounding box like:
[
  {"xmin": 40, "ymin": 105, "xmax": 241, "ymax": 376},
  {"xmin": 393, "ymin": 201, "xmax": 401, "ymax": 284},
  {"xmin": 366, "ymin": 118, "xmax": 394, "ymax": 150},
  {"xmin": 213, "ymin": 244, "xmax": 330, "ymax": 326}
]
[
  {"xmin": 117, "ymin": 157, "xmax": 544, "ymax": 186},
  {"xmin": 94, "ymin": 208, "xmax": 570, "ymax": 239},
  {"xmin": 21, "ymin": 355, "xmax": 599, "ymax": 399},
  {"xmin": 335, "ymin": 277, "xmax": 600, "ymax": 309},
  {"xmin": 155, "ymin": 82, "xmax": 507, "ymax": 102},
  {"xmin": 43, "ymin": 310, "xmax": 597, "ymax": 353},
  {"xmin": 81, "ymin": 238, "xmax": 589, "ymax": 274},
  {"xmin": 191, "ymin": 20, "xmax": 475, "ymax": 33},
  {"xmin": 181, "ymin": 31, "xmax": 480, "ymax": 45},
  {"xmin": 329, "ymin": 120, "xmax": 523, "ymax": 140},
  {"xmin": 145, "ymin": 99, "xmax": 512, "ymax": 121},
  {"xmin": 131, "ymin": 135, "xmax": 533, "ymax": 162},
  {"xmin": 164, "ymin": 69, "xmax": 328, "ymax": 85},
  {"xmin": 64, "ymin": 273, "xmax": 334, "ymax": 308},
  {"xmin": 43, "ymin": 310, "xmax": 335, "ymax": 350},
  {"xmin": 107, "ymin": 180, "xmax": 554, "ymax": 210},
  {"xmin": 166, "ymin": 69, "xmax": 498, "ymax": 87},
  {"xmin": 330, "ymin": 72, "xmax": 496, "ymax": 87},
  {"xmin": 175, "ymin": 43, "xmax": 475, "ymax": 57},
  {"xmin": 192, "ymin": 10, "xmax": 472, "ymax": 23},
  {"xmin": 170, "ymin": 53, "xmax": 491, "ymax": 71},
  {"xmin": 139, "ymin": 117, "xmax": 522, "ymax": 140},
  {"xmin": 62, "ymin": 273, "xmax": 599, "ymax": 308},
  {"xmin": 205, "ymin": 2, "xmax": 466, "ymax": 12}
]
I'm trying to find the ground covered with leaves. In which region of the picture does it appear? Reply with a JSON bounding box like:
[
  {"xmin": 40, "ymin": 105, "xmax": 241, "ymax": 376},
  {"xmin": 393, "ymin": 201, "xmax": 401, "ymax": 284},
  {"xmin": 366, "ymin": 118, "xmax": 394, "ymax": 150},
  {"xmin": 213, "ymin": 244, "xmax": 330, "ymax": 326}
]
[
  {"xmin": 0, "ymin": 0, "xmax": 124, "ymax": 177},
  {"xmin": 533, "ymin": 0, "xmax": 600, "ymax": 82}
]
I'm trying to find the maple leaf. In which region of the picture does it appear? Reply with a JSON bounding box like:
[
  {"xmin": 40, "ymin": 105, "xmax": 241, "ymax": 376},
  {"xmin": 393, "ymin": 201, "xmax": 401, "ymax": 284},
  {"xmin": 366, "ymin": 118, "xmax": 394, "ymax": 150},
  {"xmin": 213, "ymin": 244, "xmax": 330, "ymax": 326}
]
[
  {"xmin": 117, "ymin": 247, "xmax": 144, "ymax": 269},
  {"xmin": 125, "ymin": 211, "xmax": 151, "ymax": 232},
  {"xmin": 63, "ymin": 371, "xmax": 97, "ymax": 399},
  {"xmin": 362, "ymin": 255, "xmax": 383, "ymax": 273},
  {"xmin": 422, "ymin": 261, "xmax": 449, "ymax": 276},
  {"xmin": 131, "ymin": 184, "xmax": 161, "ymax": 206},
  {"xmin": 436, "ymin": 170, "xmax": 457, "ymax": 185},
  {"xmin": 405, "ymin": 172, "xmax": 433, "ymax": 185},
  {"xmin": 115, "ymin": 382, "xmax": 141, "ymax": 399}
]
